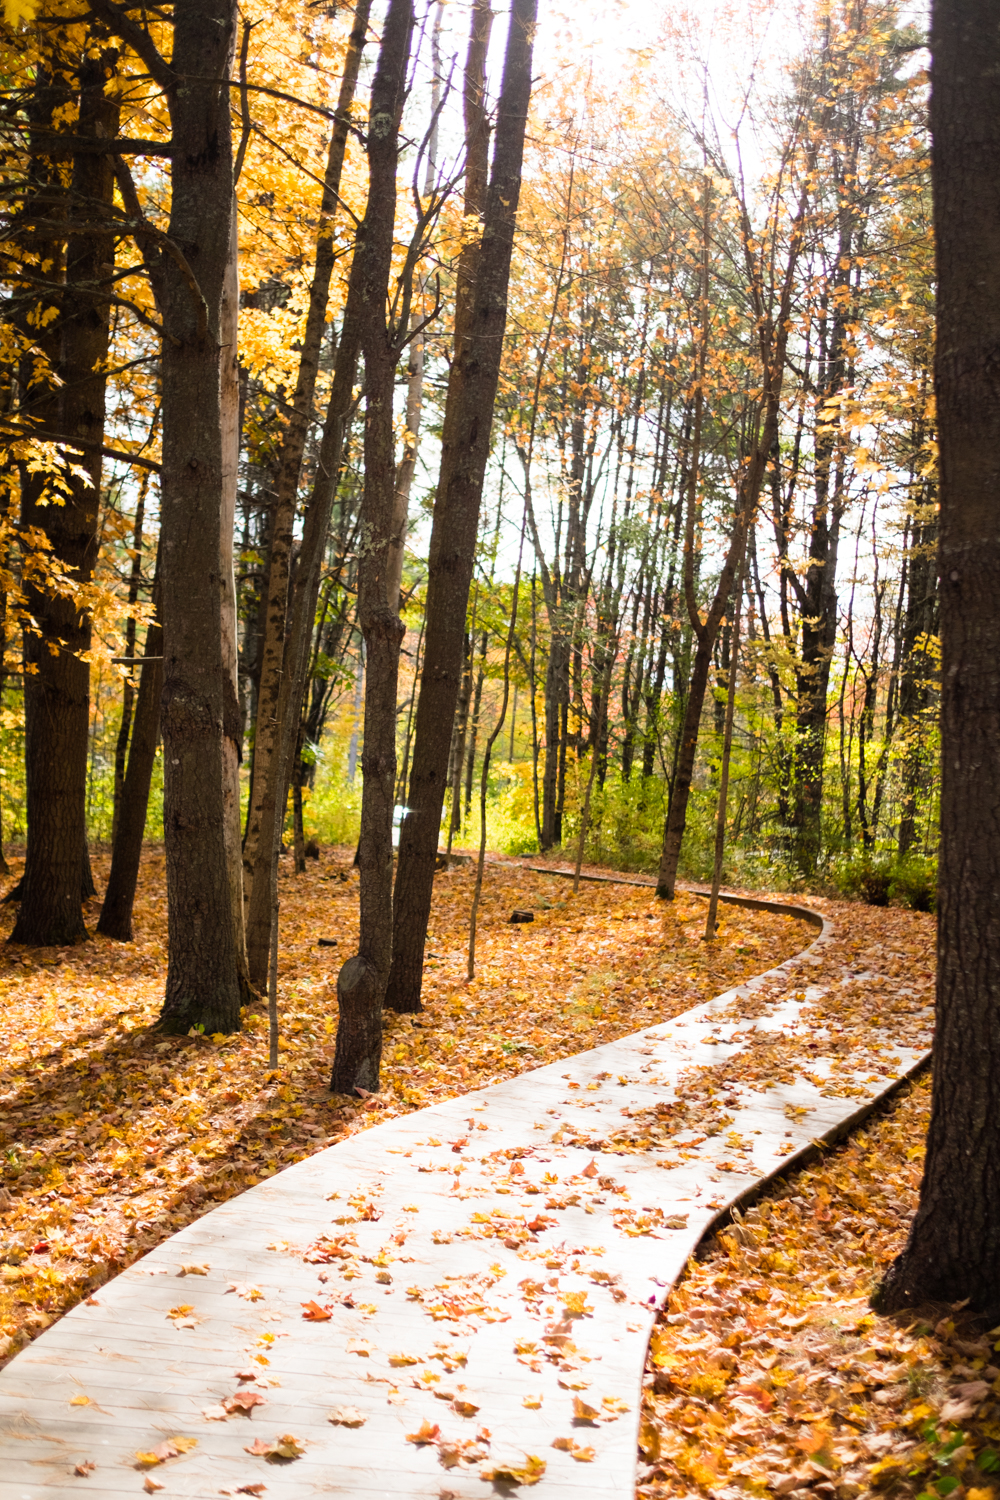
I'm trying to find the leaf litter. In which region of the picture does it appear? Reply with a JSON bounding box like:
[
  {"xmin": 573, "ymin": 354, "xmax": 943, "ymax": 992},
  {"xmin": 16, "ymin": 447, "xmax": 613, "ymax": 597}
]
[{"xmin": 0, "ymin": 845, "xmax": 804, "ymax": 1363}]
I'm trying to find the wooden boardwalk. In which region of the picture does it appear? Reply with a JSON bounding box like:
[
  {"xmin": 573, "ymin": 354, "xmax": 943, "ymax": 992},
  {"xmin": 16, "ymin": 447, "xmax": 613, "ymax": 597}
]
[{"xmin": 0, "ymin": 893, "xmax": 931, "ymax": 1499}]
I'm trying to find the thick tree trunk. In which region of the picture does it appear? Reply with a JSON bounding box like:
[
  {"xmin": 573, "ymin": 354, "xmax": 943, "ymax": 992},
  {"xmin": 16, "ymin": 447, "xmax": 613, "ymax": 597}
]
[
  {"xmin": 157, "ymin": 0, "xmax": 247, "ymax": 1034},
  {"xmin": 12, "ymin": 43, "xmax": 117, "ymax": 947},
  {"xmin": 97, "ymin": 565, "xmax": 163, "ymax": 941},
  {"xmin": 875, "ymin": 0, "xmax": 1000, "ymax": 1318},
  {"xmin": 242, "ymin": 0, "xmax": 372, "ymax": 961},
  {"xmin": 385, "ymin": 0, "xmax": 536, "ymax": 1014},
  {"xmin": 329, "ymin": 0, "xmax": 413, "ymax": 1095}
]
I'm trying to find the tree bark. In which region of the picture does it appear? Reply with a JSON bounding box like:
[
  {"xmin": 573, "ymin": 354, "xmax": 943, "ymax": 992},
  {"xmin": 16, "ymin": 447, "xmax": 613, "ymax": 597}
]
[
  {"xmin": 386, "ymin": 0, "xmax": 442, "ymax": 614},
  {"xmin": 220, "ymin": 211, "xmax": 247, "ymax": 969},
  {"xmin": 242, "ymin": 0, "xmax": 372, "ymax": 959},
  {"xmin": 12, "ymin": 40, "xmax": 118, "ymax": 947},
  {"xmin": 97, "ymin": 561, "xmax": 163, "ymax": 941},
  {"xmin": 112, "ymin": 467, "xmax": 150, "ymax": 842},
  {"xmin": 385, "ymin": 0, "xmax": 537, "ymax": 1013},
  {"xmin": 897, "ymin": 486, "xmax": 939, "ymax": 856},
  {"xmin": 875, "ymin": 0, "xmax": 1000, "ymax": 1318},
  {"xmin": 329, "ymin": 0, "xmax": 413, "ymax": 1095},
  {"xmin": 157, "ymin": 0, "xmax": 247, "ymax": 1034}
]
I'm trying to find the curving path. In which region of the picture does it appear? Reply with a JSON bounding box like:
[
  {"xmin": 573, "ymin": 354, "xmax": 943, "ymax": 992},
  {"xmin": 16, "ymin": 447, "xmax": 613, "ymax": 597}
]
[{"xmin": 0, "ymin": 890, "xmax": 931, "ymax": 1499}]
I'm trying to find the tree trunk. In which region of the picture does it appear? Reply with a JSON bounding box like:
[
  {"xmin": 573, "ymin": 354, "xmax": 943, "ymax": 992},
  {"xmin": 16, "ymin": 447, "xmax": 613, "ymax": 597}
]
[
  {"xmin": 12, "ymin": 40, "xmax": 117, "ymax": 947},
  {"xmin": 897, "ymin": 491, "xmax": 939, "ymax": 856},
  {"xmin": 241, "ymin": 0, "xmax": 372, "ymax": 948},
  {"xmin": 541, "ymin": 631, "xmax": 568, "ymax": 848},
  {"xmin": 875, "ymin": 0, "xmax": 1000, "ymax": 1318},
  {"xmin": 385, "ymin": 0, "xmax": 536, "ymax": 1014},
  {"xmin": 220, "ymin": 212, "xmax": 247, "ymax": 969},
  {"xmin": 113, "ymin": 467, "xmax": 151, "ymax": 842},
  {"xmin": 465, "ymin": 633, "xmax": 486, "ymax": 814},
  {"xmin": 157, "ymin": 0, "xmax": 247, "ymax": 1034},
  {"xmin": 386, "ymin": 0, "xmax": 442, "ymax": 614},
  {"xmin": 97, "ymin": 562, "xmax": 163, "ymax": 941},
  {"xmin": 330, "ymin": 0, "xmax": 413, "ymax": 1095},
  {"xmin": 447, "ymin": 631, "xmax": 473, "ymax": 847}
]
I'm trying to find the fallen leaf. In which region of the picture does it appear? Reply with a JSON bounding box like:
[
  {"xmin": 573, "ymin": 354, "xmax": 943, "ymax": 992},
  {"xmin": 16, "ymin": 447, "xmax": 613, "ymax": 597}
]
[
  {"xmin": 73, "ymin": 1460, "xmax": 95, "ymax": 1476},
  {"xmin": 244, "ymin": 1434, "xmax": 304, "ymax": 1462},
  {"xmin": 328, "ymin": 1406, "xmax": 366, "ymax": 1427},
  {"xmin": 406, "ymin": 1420, "xmax": 441, "ymax": 1445},
  {"xmin": 226, "ymin": 1390, "xmax": 268, "ymax": 1415},
  {"xmin": 300, "ymin": 1300, "xmax": 332, "ymax": 1321},
  {"xmin": 552, "ymin": 1436, "xmax": 595, "ymax": 1461},
  {"xmin": 480, "ymin": 1454, "xmax": 547, "ymax": 1486}
]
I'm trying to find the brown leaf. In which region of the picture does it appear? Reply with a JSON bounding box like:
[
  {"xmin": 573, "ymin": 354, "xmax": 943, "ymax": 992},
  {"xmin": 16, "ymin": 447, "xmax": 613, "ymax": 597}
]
[
  {"xmin": 244, "ymin": 1434, "xmax": 304, "ymax": 1462},
  {"xmin": 328, "ymin": 1406, "xmax": 366, "ymax": 1427}
]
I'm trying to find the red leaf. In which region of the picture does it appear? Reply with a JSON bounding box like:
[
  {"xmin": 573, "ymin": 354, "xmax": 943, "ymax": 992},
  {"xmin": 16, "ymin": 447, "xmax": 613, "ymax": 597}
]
[{"xmin": 301, "ymin": 1300, "xmax": 332, "ymax": 1321}]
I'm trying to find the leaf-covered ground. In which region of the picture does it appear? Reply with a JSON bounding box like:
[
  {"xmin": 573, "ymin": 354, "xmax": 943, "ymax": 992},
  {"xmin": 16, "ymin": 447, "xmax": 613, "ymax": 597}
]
[
  {"xmin": 637, "ymin": 903, "xmax": 1000, "ymax": 1500},
  {"xmin": 0, "ymin": 845, "xmax": 805, "ymax": 1366}
]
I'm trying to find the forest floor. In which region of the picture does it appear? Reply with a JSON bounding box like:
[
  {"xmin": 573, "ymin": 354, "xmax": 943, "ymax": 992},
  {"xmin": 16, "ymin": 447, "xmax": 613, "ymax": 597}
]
[
  {"xmin": 0, "ymin": 843, "xmax": 803, "ymax": 1367},
  {"xmin": 0, "ymin": 846, "xmax": 988, "ymax": 1500}
]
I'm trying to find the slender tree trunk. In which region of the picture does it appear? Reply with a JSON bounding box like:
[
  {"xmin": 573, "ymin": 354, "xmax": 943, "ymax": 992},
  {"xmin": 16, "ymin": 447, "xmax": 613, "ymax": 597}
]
[
  {"xmin": 12, "ymin": 41, "xmax": 118, "ymax": 946},
  {"xmin": 113, "ymin": 467, "xmax": 150, "ymax": 841},
  {"xmin": 704, "ymin": 549, "xmax": 746, "ymax": 938},
  {"xmin": 98, "ymin": 560, "xmax": 163, "ymax": 941},
  {"xmin": 220, "ymin": 211, "xmax": 247, "ymax": 968},
  {"xmin": 157, "ymin": 0, "xmax": 248, "ymax": 1033},
  {"xmin": 529, "ymin": 573, "xmax": 542, "ymax": 845},
  {"xmin": 386, "ymin": 0, "xmax": 441, "ymax": 613},
  {"xmin": 396, "ymin": 615, "xmax": 424, "ymax": 805},
  {"xmin": 242, "ymin": 0, "xmax": 372, "ymax": 952},
  {"xmin": 468, "ymin": 518, "xmax": 528, "ymax": 978},
  {"xmin": 465, "ymin": 632, "xmax": 486, "ymax": 814},
  {"xmin": 574, "ymin": 653, "xmax": 614, "ymax": 893},
  {"xmin": 385, "ymin": 0, "xmax": 536, "ymax": 1013},
  {"xmin": 448, "ymin": 631, "xmax": 473, "ymax": 847},
  {"xmin": 897, "ymin": 489, "xmax": 939, "ymax": 856},
  {"xmin": 875, "ymin": 0, "xmax": 1000, "ymax": 1316},
  {"xmin": 655, "ymin": 151, "xmax": 808, "ymax": 898},
  {"xmin": 329, "ymin": 0, "xmax": 413, "ymax": 1094},
  {"xmin": 541, "ymin": 632, "xmax": 568, "ymax": 848}
]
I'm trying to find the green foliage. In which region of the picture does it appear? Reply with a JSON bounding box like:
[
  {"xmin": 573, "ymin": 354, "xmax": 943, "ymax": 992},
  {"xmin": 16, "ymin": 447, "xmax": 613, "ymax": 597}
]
[{"xmin": 828, "ymin": 851, "xmax": 937, "ymax": 910}]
